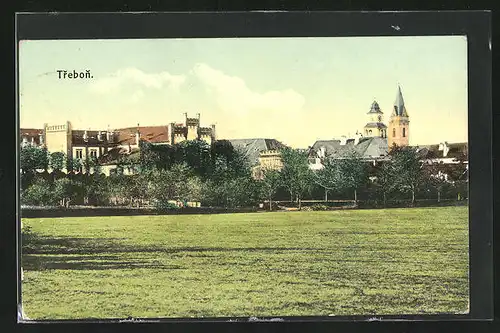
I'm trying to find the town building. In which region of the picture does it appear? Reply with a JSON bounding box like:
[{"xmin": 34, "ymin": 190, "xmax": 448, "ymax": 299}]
[
  {"xmin": 20, "ymin": 85, "xmax": 467, "ymax": 180},
  {"xmin": 308, "ymin": 85, "xmax": 468, "ymax": 172},
  {"xmin": 227, "ymin": 138, "xmax": 288, "ymax": 179},
  {"xmin": 20, "ymin": 113, "xmax": 216, "ymax": 175}
]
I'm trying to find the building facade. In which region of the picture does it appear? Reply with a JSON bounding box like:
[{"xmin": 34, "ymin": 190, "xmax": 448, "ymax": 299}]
[
  {"xmin": 169, "ymin": 113, "xmax": 216, "ymax": 145},
  {"xmin": 388, "ymin": 85, "xmax": 410, "ymax": 148},
  {"xmin": 20, "ymin": 113, "xmax": 216, "ymax": 175},
  {"xmin": 308, "ymin": 85, "xmax": 467, "ymax": 174}
]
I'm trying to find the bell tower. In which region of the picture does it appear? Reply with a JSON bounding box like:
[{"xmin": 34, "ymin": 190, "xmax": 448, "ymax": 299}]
[
  {"xmin": 363, "ymin": 100, "xmax": 387, "ymax": 138},
  {"xmin": 388, "ymin": 85, "xmax": 410, "ymax": 149}
]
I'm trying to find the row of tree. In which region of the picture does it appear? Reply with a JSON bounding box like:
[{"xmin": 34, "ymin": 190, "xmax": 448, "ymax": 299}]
[
  {"xmin": 20, "ymin": 140, "xmax": 468, "ymax": 209},
  {"xmin": 261, "ymin": 145, "xmax": 467, "ymax": 210}
]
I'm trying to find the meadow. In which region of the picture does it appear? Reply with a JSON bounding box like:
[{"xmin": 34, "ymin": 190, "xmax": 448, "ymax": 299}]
[{"xmin": 21, "ymin": 207, "xmax": 469, "ymax": 319}]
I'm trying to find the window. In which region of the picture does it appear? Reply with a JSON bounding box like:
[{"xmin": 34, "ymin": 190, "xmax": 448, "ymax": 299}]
[
  {"xmin": 90, "ymin": 149, "xmax": 97, "ymax": 158},
  {"xmin": 403, "ymin": 128, "xmax": 406, "ymax": 137},
  {"xmin": 76, "ymin": 149, "xmax": 83, "ymax": 159},
  {"xmin": 393, "ymin": 128, "xmax": 396, "ymax": 137}
]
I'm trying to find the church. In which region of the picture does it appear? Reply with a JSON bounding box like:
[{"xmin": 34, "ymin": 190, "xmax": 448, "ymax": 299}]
[{"xmin": 307, "ymin": 85, "xmax": 467, "ymax": 171}]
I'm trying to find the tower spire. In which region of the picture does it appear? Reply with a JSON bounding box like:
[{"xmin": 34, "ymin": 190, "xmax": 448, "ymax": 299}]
[
  {"xmin": 388, "ymin": 84, "xmax": 410, "ymax": 149},
  {"xmin": 393, "ymin": 85, "xmax": 408, "ymax": 117}
]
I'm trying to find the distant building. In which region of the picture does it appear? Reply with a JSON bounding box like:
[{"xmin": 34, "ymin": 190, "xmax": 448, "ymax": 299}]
[
  {"xmin": 227, "ymin": 138, "xmax": 288, "ymax": 179},
  {"xmin": 20, "ymin": 113, "xmax": 216, "ymax": 175},
  {"xmin": 388, "ymin": 85, "xmax": 410, "ymax": 148},
  {"xmin": 308, "ymin": 85, "xmax": 468, "ymax": 174},
  {"xmin": 169, "ymin": 113, "xmax": 216, "ymax": 145},
  {"xmin": 364, "ymin": 100, "xmax": 387, "ymax": 138}
]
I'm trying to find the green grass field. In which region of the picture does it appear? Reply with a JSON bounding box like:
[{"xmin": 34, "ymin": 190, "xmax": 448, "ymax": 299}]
[{"xmin": 21, "ymin": 207, "xmax": 469, "ymax": 319}]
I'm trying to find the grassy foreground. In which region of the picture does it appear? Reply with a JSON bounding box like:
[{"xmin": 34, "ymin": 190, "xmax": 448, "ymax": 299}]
[{"xmin": 21, "ymin": 207, "xmax": 469, "ymax": 319}]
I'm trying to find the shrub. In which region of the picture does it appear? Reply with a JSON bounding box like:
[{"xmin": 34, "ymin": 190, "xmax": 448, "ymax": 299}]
[
  {"xmin": 21, "ymin": 224, "xmax": 37, "ymax": 252},
  {"xmin": 153, "ymin": 200, "xmax": 179, "ymax": 211},
  {"xmin": 311, "ymin": 204, "xmax": 329, "ymax": 211},
  {"xmin": 21, "ymin": 178, "xmax": 56, "ymax": 206}
]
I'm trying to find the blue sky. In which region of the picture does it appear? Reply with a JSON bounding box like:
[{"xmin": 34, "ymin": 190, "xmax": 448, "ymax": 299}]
[{"xmin": 19, "ymin": 36, "xmax": 468, "ymax": 148}]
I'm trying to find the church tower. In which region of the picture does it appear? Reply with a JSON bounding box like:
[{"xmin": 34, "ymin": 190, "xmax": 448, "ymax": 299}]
[
  {"xmin": 364, "ymin": 100, "xmax": 387, "ymax": 138},
  {"xmin": 388, "ymin": 85, "xmax": 410, "ymax": 149}
]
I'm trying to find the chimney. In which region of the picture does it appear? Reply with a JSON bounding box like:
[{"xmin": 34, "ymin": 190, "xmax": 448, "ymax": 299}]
[
  {"xmin": 354, "ymin": 132, "xmax": 362, "ymax": 145},
  {"xmin": 438, "ymin": 142, "xmax": 450, "ymax": 157},
  {"xmin": 83, "ymin": 130, "xmax": 88, "ymax": 142},
  {"xmin": 31, "ymin": 136, "xmax": 35, "ymax": 145},
  {"xmin": 136, "ymin": 124, "xmax": 140, "ymax": 146},
  {"xmin": 39, "ymin": 132, "xmax": 44, "ymax": 145},
  {"xmin": 97, "ymin": 131, "xmax": 102, "ymax": 141},
  {"xmin": 340, "ymin": 135, "xmax": 347, "ymax": 145},
  {"xmin": 183, "ymin": 112, "xmax": 188, "ymax": 126},
  {"xmin": 319, "ymin": 146, "xmax": 326, "ymax": 158}
]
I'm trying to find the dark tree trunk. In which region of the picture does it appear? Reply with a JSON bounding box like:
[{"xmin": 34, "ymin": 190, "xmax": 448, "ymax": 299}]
[
  {"xmin": 298, "ymin": 197, "xmax": 302, "ymax": 210},
  {"xmin": 383, "ymin": 191, "xmax": 387, "ymax": 208},
  {"xmin": 411, "ymin": 189, "xmax": 415, "ymax": 206},
  {"xmin": 269, "ymin": 194, "xmax": 272, "ymax": 211},
  {"xmin": 437, "ymin": 189, "xmax": 441, "ymax": 203},
  {"xmin": 324, "ymin": 188, "xmax": 328, "ymax": 202}
]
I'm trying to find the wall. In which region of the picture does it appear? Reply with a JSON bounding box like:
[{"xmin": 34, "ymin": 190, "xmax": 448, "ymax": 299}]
[
  {"xmin": 44, "ymin": 122, "xmax": 72, "ymax": 171},
  {"xmin": 187, "ymin": 125, "xmax": 198, "ymax": 141},
  {"xmin": 388, "ymin": 116, "xmax": 410, "ymax": 147}
]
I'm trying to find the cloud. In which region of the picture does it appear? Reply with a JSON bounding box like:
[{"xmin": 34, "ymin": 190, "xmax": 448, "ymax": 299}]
[
  {"xmin": 130, "ymin": 89, "xmax": 145, "ymax": 103},
  {"xmin": 191, "ymin": 63, "xmax": 305, "ymax": 114},
  {"xmin": 89, "ymin": 67, "xmax": 186, "ymax": 94}
]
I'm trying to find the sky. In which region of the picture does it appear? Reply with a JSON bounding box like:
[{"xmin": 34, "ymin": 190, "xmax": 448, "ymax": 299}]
[{"xmin": 18, "ymin": 36, "xmax": 468, "ymax": 148}]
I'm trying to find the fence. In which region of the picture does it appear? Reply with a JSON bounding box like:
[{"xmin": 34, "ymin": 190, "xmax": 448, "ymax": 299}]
[
  {"xmin": 21, "ymin": 198, "xmax": 467, "ymax": 218},
  {"xmin": 20, "ymin": 206, "xmax": 259, "ymax": 218},
  {"xmin": 265, "ymin": 198, "xmax": 468, "ymax": 210}
]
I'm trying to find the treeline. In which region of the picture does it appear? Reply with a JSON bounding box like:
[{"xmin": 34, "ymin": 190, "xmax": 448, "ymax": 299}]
[
  {"xmin": 20, "ymin": 140, "xmax": 468, "ymax": 210},
  {"xmin": 20, "ymin": 140, "xmax": 260, "ymax": 208}
]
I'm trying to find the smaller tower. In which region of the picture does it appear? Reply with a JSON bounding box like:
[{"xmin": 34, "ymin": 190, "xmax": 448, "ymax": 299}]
[
  {"xmin": 363, "ymin": 100, "xmax": 387, "ymax": 138},
  {"xmin": 388, "ymin": 85, "xmax": 410, "ymax": 149},
  {"xmin": 186, "ymin": 114, "xmax": 199, "ymax": 141},
  {"xmin": 135, "ymin": 123, "xmax": 141, "ymax": 146}
]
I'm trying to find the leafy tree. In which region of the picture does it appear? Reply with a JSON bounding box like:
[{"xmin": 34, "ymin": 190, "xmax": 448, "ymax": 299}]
[
  {"xmin": 20, "ymin": 146, "xmax": 49, "ymax": 174},
  {"xmin": 177, "ymin": 140, "xmax": 212, "ymax": 178},
  {"xmin": 209, "ymin": 147, "xmax": 252, "ymax": 182},
  {"xmin": 388, "ymin": 146, "xmax": 425, "ymax": 206},
  {"xmin": 337, "ymin": 151, "xmax": 368, "ymax": 203},
  {"xmin": 79, "ymin": 173, "xmax": 109, "ymax": 205},
  {"xmin": 425, "ymin": 163, "xmax": 448, "ymax": 202},
  {"xmin": 139, "ymin": 140, "xmax": 175, "ymax": 171},
  {"xmin": 67, "ymin": 157, "xmax": 83, "ymax": 173},
  {"xmin": 106, "ymin": 174, "xmax": 129, "ymax": 205},
  {"xmin": 375, "ymin": 160, "xmax": 397, "ymax": 207},
  {"xmin": 260, "ymin": 169, "xmax": 282, "ymax": 210},
  {"xmin": 202, "ymin": 173, "xmax": 260, "ymax": 208},
  {"xmin": 21, "ymin": 178, "xmax": 55, "ymax": 206},
  {"xmin": 49, "ymin": 151, "xmax": 66, "ymax": 172},
  {"xmin": 52, "ymin": 177, "xmax": 82, "ymax": 207},
  {"xmin": 313, "ymin": 158, "xmax": 342, "ymax": 201},
  {"xmin": 280, "ymin": 148, "xmax": 314, "ymax": 210},
  {"xmin": 149, "ymin": 163, "xmax": 202, "ymax": 207}
]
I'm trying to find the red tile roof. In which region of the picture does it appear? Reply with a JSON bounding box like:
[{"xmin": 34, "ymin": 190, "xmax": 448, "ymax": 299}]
[
  {"xmin": 20, "ymin": 128, "xmax": 43, "ymax": 145},
  {"xmin": 72, "ymin": 130, "xmax": 116, "ymax": 146},
  {"xmin": 20, "ymin": 128, "xmax": 43, "ymax": 136},
  {"xmin": 113, "ymin": 126, "xmax": 170, "ymax": 145}
]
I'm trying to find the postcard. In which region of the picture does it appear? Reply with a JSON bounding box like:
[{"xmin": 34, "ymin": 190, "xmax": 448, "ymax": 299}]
[{"xmin": 18, "ymin": 36, "xmax": 469, "ymax": 320}]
